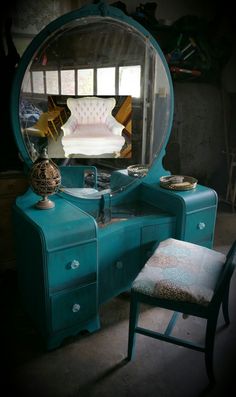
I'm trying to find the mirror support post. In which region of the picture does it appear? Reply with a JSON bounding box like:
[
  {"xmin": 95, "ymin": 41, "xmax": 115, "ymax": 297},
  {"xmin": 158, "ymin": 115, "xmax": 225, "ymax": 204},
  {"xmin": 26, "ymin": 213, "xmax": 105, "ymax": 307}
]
[{"xmin": 141, "ymin": 39, "xmax": 150, "ymax": 164}]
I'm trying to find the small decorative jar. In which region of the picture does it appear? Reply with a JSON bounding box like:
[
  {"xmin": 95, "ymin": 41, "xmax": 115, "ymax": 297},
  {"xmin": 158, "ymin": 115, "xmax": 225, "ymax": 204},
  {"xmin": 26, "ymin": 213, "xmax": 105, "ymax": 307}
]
[{"xmin": 29, "ymin": 148, "xmax": 61, "ymax": 209}]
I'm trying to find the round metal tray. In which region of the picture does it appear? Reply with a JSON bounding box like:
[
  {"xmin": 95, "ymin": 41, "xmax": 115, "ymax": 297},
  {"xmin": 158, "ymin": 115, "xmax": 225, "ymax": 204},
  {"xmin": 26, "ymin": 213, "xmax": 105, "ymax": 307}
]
[
  {"xmin": 127, "ymin": 164, "xmax": 149, "ymax": 178},
  {"xmin": 160, "ymin": 175, "xmax": 198, "ymax": 191}
]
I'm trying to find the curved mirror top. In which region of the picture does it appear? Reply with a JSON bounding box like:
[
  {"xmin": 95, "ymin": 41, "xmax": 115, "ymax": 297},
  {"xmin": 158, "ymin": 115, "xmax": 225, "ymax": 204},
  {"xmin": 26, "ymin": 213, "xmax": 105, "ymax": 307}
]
[{"xmin": 12, "ymin": 5, "xmax": 173, "ymax": 197}]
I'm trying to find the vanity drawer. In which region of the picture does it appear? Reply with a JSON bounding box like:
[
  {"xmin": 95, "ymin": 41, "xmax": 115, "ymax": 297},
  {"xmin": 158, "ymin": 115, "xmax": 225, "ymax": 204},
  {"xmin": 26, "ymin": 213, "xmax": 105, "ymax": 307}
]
[
  {"xmin": 51, "ymin": 282, "xmax": 97, "ymax": 331},
  {"xmin": 184, "ymin": 208, "xmax": 216, "ymax": 244},
  {"xmin": 141, "ymin": 221, "xmax": 176, "ymax": 260},
  {"xmin": 48, "ymin": 241, "xmax": 97, "ymax": 289},
  {"xmin": 98, "ymin": 224, "xmax": 141, "ymax": 303},
  {"xmin": 142, "ymin": 222, "xmax": 175, "ymax": 244}
]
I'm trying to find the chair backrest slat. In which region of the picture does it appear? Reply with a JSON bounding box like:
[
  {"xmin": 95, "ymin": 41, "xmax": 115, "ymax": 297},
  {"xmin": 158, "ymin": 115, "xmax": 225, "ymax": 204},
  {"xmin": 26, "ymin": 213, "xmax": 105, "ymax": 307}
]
[{"xmin": 211, "ymin": 240, "xmax": 236, "ymax": 306}]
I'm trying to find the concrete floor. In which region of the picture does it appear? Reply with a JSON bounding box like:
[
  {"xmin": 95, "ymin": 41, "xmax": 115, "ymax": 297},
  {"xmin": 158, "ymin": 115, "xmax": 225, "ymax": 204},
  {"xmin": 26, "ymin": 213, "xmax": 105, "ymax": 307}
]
[{"xmin": 1, "ymin": 202, "xmax": 236, "ymax": 397}]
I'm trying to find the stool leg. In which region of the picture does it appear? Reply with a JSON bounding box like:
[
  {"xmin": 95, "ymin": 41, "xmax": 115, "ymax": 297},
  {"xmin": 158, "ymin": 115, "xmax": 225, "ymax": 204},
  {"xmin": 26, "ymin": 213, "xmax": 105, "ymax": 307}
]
[
  {"xmin": 205, "ymin": 316, "xmax": 218, "ymax": 383},
  {"xmin": 232, "ymin": 179, "xmax": 236, "ymax": 212},
  {"xmin": 226, "ymin": 159, "xmax": 234, "ymax": 202},
  {"xmin": 222, "ymin": 286, "xmax": 230, "ymax": 326},
  {"xmin": 127, "ymin": 293, "xmax": 140, "ymax": 361}
]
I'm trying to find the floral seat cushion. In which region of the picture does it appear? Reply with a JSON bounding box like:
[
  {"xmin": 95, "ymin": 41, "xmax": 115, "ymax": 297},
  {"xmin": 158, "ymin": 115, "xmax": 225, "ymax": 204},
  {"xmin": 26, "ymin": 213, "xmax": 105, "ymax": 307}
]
[{"xmin": 132, "ymin": 238, "xmax": 226, "ymax": 306}]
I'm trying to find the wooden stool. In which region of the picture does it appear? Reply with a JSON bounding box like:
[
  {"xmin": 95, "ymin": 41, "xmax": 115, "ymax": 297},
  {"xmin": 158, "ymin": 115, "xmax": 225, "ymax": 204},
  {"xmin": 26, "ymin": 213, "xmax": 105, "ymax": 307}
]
[{"xmin": 127, "ymin": 238, "xmax": 236, "ymax": 383}]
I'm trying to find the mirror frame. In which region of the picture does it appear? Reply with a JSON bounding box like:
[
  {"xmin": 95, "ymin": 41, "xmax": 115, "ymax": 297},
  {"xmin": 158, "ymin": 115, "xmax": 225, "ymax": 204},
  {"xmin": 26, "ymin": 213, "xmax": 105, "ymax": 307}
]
[{"xmin": 11, "ymin": 1, "xmax": 174, "ymax": 184}]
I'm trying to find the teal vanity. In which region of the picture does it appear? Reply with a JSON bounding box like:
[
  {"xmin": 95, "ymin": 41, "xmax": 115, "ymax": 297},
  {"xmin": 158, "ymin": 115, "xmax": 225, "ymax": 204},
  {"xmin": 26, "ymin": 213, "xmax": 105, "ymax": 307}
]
[{"xmin": 11, "ymin": 2, "xmax": 217, "ymax": 349}]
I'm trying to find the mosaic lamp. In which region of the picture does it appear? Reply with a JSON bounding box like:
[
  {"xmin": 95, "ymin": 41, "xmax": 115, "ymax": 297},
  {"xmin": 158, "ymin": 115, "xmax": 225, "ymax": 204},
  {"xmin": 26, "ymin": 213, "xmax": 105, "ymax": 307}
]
[{"xmin": 29, "ymin": 148, "xmax": 61, "ymax": 209}]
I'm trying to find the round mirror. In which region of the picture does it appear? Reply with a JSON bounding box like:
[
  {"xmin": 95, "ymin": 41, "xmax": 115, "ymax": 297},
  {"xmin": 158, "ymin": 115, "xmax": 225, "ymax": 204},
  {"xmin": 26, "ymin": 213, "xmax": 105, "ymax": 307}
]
[{"xmin": 11, "ymin": 3, "xmax": 173, "ymax": 197}]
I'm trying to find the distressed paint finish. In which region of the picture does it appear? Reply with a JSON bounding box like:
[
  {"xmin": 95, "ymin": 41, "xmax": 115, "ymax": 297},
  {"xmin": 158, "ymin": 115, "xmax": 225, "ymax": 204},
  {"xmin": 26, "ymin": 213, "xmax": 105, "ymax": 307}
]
[{"xmin": 11, "ymin": 2, "xmax": 218, "ymax": 349}]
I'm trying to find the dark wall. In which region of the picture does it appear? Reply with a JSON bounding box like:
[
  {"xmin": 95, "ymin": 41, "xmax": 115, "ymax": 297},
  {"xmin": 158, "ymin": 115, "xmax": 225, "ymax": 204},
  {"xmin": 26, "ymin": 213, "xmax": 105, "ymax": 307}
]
[{"xmin": 0, "ymin": 7, "xmax": 23, "ymax": 171}]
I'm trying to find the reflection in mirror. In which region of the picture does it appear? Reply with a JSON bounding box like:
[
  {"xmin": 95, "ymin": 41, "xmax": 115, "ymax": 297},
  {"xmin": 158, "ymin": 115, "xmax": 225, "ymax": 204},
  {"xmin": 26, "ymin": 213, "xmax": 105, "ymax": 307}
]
[
  {"xmin": 18, "ymin": 15, "xmax": 171, "ymax": 195},
  {"xmin": 21, "ymin": 94, "xmax": 132, "ymax": 159},
  {"xmin": 46, "ymin": 95, "xmax": 132, "ymax": 159}
]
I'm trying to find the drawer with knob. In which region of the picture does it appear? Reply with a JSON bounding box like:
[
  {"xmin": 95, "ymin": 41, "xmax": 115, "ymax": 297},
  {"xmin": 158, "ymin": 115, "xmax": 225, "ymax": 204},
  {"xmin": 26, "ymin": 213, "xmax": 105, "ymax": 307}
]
[
  {"xmin": 50, "ymin": 282, "xmax": 97, "ymax": 331},
  {"xmin": 48, "ymin": 241, "xmax": 97, "ymax": 290},
  {"xmin": 184, "ymin": 208, "xmax": 216, "ymax": 244}
]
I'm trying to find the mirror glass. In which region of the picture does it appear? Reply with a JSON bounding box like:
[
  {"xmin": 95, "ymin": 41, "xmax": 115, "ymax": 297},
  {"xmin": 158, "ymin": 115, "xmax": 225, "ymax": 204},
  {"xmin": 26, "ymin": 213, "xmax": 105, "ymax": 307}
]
[{"xmin": 16, "ymin": 13, "xmax": 172, "ymax": 196}]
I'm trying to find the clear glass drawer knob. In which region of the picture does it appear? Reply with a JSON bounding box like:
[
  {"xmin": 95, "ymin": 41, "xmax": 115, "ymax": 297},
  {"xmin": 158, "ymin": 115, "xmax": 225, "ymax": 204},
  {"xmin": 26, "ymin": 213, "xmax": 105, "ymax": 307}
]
[
  {"xmin": 198, "ymin": 222, "xmax": 206, "ymax": 230},
  {"xmin": 70, "ymin": 260, "xmax": 80, "ymax": 269},
  {"xmin": 72, "ymin": 303, "xmax": 81, "ymax": 312},
  {"xmin": 116, "ymin": 261, "xmax": 123, "ymax": 269}
]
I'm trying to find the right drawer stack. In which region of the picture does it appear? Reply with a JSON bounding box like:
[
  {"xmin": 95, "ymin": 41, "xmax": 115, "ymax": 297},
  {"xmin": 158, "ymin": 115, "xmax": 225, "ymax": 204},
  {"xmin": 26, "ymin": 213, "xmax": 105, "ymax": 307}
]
[{"xmin": 184, "ymin": 208, "xmax": 216, "ymax": 248}]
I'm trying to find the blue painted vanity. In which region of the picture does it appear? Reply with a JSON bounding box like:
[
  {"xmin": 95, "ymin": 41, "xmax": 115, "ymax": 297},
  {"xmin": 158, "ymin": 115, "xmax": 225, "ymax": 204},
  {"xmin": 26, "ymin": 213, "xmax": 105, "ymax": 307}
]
[{"xmin": 11, "ymin": 2, "xmax": 217, "ymax": 349}]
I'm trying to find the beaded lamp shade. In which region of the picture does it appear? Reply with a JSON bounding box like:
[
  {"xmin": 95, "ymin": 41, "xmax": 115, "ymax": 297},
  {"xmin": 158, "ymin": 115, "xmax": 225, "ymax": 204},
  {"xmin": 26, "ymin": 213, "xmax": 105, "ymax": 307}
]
[{"xmin": 29, "ymin": 148, "xmax": 61, "ymax": 209}]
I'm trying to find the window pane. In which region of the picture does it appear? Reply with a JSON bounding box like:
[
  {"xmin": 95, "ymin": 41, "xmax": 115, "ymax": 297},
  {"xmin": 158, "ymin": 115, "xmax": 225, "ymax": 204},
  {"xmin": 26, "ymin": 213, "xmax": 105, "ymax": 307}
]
[
  {"xmin": 32, "ymin": 71, "xmax": 44, "ymax": 93},
  {"xmin": 119, "ymin": 65, "xmax": 141, "ymax": 98},
  {"xmin": 61, "ymin": 70, "xmax": 75, "ymax": 95},
  {"xmin": 97, "ymin": 67, "xmax": 115, "ymax": 95},
  {"xmin": 46, "ymin": 71, "xmax": 59, "ymax": 94},
  {"xmin": 77, "ymin": 69, "xmax": 94, "ymax": 95},
  {"xmin": 21, "ymin": 71, "xmax": 32, "ymax": 93}
]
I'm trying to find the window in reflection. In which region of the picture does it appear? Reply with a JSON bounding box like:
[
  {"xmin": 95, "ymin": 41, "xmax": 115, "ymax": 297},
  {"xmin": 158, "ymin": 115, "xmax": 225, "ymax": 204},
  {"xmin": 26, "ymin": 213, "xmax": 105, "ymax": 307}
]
[
  {"xmin": 46, "ymin": 71, "xmax": 59, "ymax": 94},
  {"xmin": 32, "ymin": 71, "xmax": 44, "ymax": 93},
  {"xmin": 22, "ymin": 72, "xmax": 32, "ymax": 93},
  {"xmin": 97, "ymin": 67, "xmax": 115, "ymax": 95},
  {"xmin": 77, "ymin": 69, "xmax": 94, "ymax": 95},
  {"xmin": 61, "ymin": 70, "xmax": 75, "ymax": 95},
  {"xmin": 22, "ymin": 66, "xmax": 142, "ymax": 98},
  {"xmin": 119, "ymin": 65, "xmax": 141, "ymax": 98}
]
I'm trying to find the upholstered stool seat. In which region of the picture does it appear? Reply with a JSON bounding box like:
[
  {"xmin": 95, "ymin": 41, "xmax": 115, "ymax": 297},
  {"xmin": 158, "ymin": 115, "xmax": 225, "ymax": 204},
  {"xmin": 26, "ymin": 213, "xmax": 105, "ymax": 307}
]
[
  {"xmin": 127, "ymin": 238, "xmax": 236, "ymax": 383},
  {"xmin": 132, "ymin": 238, "xmax": 226, "ymax": 306}
]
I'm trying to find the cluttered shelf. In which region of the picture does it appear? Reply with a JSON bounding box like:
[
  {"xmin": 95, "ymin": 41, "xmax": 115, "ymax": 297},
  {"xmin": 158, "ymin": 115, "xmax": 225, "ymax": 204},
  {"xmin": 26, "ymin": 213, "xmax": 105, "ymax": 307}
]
[{"xmin": 114, "ymin": 1, "xmax": 232, "ymax": 83}]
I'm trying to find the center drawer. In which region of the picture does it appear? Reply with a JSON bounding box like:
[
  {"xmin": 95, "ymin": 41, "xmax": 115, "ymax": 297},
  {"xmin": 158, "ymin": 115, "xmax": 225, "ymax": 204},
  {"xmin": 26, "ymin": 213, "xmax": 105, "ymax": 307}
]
[
  {"xmin": 48, "ymin": 241, "xmax": 97, "ymax": 290},
  {"xmin": 141, "ymin": 221, "xmax": 176, "ymax": 261}
]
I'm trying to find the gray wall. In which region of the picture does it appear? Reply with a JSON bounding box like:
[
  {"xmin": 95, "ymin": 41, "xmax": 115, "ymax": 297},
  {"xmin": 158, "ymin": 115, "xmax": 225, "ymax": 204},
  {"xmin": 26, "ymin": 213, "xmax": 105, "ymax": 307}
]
[{"xmin": 163, "ymin": 83, "xmax": 226, "ymax": 190}]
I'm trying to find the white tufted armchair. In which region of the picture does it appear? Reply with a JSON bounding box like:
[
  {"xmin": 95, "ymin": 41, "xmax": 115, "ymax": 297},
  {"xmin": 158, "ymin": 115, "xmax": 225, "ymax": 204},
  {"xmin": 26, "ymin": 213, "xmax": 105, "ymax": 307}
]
[{"xmin": 61, "ymin": 96, "xmax": 125, "ymax": 157}]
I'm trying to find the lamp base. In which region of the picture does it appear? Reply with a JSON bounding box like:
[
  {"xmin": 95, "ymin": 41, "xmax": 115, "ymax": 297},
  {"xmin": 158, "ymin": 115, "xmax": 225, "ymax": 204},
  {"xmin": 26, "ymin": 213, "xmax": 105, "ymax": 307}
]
[{"xmin": 35, "ymin": 197, "xmax": 55, "ymax": 210}]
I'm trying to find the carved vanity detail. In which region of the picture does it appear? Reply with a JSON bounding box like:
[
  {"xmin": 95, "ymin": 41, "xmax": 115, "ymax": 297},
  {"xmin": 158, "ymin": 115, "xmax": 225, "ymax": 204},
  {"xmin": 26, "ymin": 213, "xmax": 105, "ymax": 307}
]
[{"xmin": 11, "ymin": 2, "xmax": 217, "ymax": 349}]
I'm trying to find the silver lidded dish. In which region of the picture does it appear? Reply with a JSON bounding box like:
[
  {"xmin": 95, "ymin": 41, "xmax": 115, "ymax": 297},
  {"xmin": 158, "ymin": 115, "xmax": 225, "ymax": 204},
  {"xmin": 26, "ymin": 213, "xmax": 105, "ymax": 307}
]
[
  {"xmin": 160, "ymin": 175, "xmax": 198, "ymax": 191},
  {"xmin": 127, "ymin": 164, "xmax": 149, "ymax": 178}
]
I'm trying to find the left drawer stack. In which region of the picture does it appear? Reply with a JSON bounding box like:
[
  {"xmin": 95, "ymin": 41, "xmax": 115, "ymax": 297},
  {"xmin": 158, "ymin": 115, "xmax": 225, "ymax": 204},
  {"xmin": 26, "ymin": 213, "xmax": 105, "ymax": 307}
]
[
  {"xmin": 47, "ymin": 241, "xmax": 99, "ymax": 347},
  {"xmin": 14, "ymin": 194, "xmax": 100, "ymax": 350}
]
